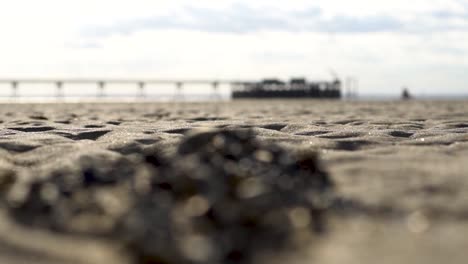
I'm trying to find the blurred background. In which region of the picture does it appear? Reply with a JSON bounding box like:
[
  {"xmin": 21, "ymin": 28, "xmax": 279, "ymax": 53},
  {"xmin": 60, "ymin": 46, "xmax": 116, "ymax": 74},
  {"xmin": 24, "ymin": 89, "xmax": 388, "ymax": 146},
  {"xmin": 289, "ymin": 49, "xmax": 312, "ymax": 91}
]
[{"xmin": 0, "ymin": 0, "xmax": 467, "ymax": 100}]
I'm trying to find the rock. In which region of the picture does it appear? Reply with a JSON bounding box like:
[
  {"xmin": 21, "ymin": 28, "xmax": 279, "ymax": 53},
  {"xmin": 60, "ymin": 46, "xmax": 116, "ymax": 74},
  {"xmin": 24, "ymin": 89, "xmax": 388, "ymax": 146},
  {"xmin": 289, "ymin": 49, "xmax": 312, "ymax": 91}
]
[
  {"xmin": 125, "ymin": 129, "xmax": 333, "ymax": 264},
  {"xmin": 4, "ymin": 129, "xmax": 333, "ymax": 264},
  {"xmin": 6, "ymin": 153, "xmax": 138, "ymax": 235}
]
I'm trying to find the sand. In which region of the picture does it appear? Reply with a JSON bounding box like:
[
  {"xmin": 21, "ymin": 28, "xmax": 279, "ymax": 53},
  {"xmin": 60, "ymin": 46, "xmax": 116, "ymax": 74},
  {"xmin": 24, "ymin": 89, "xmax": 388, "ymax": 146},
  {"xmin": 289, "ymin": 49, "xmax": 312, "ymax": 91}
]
[{"xmin": 0, "ymin": 99, "xmax": 467, "ymax": 263}]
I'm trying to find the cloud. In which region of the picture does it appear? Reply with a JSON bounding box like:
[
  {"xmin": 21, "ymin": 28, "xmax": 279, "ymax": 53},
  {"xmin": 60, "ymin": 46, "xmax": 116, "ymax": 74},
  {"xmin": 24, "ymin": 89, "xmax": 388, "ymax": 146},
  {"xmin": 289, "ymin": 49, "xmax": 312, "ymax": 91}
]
[
  {"xmin": 85, "ymin": 4, "xmax": 301, "ymax": 36},
  {"xmin": 432, "ymin": 46, "xmax": 467, "ymax": 56},
  {"xmin": 431, "ymin": 9, "xmax": 468, "ymax": 20},
  {"xmin": 81, "ymin": 4, "xmax": 403, "ymax": 36},
  {"xmin": 318, "ymin": 15, "xmax": 403, "ymax": 33},
  {"xmin": 82, "ymin": 3, "xmax": 468, "ymax": 38}
]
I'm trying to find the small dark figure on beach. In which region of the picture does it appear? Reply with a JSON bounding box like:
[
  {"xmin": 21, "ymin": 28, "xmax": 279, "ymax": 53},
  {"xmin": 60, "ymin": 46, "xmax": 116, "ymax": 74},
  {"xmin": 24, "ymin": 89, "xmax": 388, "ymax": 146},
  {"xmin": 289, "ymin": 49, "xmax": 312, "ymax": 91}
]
[{"xmin": 401, "ymin": 87, "xmax": 412, "ymax": 100}]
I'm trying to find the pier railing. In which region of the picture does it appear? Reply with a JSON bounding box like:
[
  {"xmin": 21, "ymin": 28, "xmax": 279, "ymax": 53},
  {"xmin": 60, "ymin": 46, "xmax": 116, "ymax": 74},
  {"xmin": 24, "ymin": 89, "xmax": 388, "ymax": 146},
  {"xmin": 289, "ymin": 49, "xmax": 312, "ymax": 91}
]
[{"xmin": 0, "ymin": 79, "xmax": 254, "ymax": 99}]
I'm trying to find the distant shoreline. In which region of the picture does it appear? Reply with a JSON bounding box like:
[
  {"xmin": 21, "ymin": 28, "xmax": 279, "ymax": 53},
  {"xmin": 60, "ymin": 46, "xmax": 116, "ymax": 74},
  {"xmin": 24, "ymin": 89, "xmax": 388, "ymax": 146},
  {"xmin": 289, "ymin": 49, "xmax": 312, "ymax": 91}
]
[{"xmin": 0, "ymin": 93, "xmax": 466, "ymax": 103}]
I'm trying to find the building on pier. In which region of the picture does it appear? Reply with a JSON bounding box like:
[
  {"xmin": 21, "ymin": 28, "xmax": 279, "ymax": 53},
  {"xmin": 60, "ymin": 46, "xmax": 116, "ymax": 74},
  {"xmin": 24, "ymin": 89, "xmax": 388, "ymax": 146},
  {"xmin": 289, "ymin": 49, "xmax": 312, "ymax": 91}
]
[{"xmin": 231, "ymin": 78, "xmax": 341, "ymax": 99}]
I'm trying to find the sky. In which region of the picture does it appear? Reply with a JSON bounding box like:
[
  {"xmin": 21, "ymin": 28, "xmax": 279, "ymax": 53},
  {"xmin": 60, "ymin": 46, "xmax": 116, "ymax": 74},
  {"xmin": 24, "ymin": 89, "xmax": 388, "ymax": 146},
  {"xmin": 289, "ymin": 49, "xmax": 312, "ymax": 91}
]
[{"xmin": 0, "ymin": 0, "xmax": 467, "ymax": 96}]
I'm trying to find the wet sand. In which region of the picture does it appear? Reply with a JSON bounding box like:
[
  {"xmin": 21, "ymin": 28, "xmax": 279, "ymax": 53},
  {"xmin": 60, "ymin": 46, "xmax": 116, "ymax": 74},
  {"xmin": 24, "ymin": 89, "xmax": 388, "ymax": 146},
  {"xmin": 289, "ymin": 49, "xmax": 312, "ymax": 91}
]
[{"xmin": 0, "ymin": 100, "xmax": 467, "ymax": 263}]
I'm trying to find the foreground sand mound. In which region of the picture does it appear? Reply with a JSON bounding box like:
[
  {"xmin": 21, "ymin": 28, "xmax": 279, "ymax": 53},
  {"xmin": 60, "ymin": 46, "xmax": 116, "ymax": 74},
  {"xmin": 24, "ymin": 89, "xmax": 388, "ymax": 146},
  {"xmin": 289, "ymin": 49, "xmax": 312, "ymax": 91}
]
[{"xmin": 4, "ymin": 129, "xmax": 332, "ymax": 264}]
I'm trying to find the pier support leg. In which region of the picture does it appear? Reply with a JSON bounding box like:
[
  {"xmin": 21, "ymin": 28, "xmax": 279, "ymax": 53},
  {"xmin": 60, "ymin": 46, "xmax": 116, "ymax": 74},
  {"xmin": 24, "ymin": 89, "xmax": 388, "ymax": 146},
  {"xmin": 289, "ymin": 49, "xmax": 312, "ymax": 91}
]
[
  {"xmin": 211, "ymin": 82, "xmax": 221, "ymax": 100},
  {"xmin": 352, "ymin": 78, "xmax": 359, "ymax": 99},
  {"xmin": 174, "ymin": 82, "xmax": 184, "ymax": 101},
  {"xmin": 138, "ymin": 82, "xmax": 146, "ymax": 99},
  {"xmin": 97, "ymin": 81, "xmax": 105, "ymax": 98},
  {"xmin": 345, "ymin": 77, "xmax": 352, "ymax": 99},
  {"xmin": 345, "ymin": 77, "xmax": 359, "ymax": 99},
  {"xmin": 56, "ymin": 82, "xmax": 64, "ymax": 99},
  {"xmin": 10, "ymin": 81, "xmax": 18, "ymax": 98}
]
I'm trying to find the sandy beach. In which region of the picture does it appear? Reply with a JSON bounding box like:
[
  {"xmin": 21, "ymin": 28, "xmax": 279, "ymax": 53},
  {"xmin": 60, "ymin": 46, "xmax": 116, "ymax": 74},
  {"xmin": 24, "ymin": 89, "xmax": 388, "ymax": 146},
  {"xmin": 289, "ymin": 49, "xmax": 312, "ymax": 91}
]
[{"xmin": 0, "ymin": 99, "xmax": 467, "ymax": 264}]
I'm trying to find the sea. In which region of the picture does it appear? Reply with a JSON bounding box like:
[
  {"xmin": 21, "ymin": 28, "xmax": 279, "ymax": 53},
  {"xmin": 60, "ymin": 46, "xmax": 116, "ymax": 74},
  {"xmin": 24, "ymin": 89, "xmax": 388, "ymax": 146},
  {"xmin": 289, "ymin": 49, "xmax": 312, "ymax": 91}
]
[{"xmin": 0, "ymin": 82, "xmax": 466, "ymax": 102}]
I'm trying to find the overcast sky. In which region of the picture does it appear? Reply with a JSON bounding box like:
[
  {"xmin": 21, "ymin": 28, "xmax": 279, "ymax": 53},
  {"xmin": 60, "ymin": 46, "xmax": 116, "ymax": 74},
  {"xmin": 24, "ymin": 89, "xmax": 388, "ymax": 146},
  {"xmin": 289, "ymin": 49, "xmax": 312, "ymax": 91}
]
[{"xmin": 0, "ymin": 0, "xmax": 467, "ymax": 95}]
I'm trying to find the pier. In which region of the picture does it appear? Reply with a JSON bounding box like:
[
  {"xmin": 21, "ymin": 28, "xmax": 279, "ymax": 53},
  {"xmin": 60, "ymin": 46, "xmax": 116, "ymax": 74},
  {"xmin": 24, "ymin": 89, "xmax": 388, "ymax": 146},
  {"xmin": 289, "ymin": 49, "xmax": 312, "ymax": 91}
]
[
  {"xmin": 0, "ymin": 77, "xmax": 346, "ymax": 100},
  {"xmin": 0, "ymin": 79, "xmax": 253, "ymax": 99}
]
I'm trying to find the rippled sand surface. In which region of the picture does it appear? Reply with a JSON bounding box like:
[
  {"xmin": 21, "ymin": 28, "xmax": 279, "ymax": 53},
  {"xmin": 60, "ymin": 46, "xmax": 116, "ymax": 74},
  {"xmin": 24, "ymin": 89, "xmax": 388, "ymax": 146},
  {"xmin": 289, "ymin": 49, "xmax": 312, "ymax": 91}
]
[{"xmin": 0, "ymin": 100, "xmax": 467, "ymax": 263}]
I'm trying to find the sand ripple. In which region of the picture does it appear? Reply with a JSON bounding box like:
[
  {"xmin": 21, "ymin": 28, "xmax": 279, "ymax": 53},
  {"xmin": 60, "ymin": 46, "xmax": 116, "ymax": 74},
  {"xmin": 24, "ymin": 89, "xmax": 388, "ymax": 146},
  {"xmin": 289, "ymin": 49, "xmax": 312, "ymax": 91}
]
[{"xmin": 0, "ymin": 100, "xmax": 466, "ymax": 264}]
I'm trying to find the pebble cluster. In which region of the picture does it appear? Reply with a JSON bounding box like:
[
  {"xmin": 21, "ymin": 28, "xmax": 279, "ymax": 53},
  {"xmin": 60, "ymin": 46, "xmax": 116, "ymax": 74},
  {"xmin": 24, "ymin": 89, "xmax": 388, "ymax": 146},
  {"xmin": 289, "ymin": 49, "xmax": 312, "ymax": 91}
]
[{"xmin": 2, "ymin": 129, "xmax": 333, "ymax": 264}]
